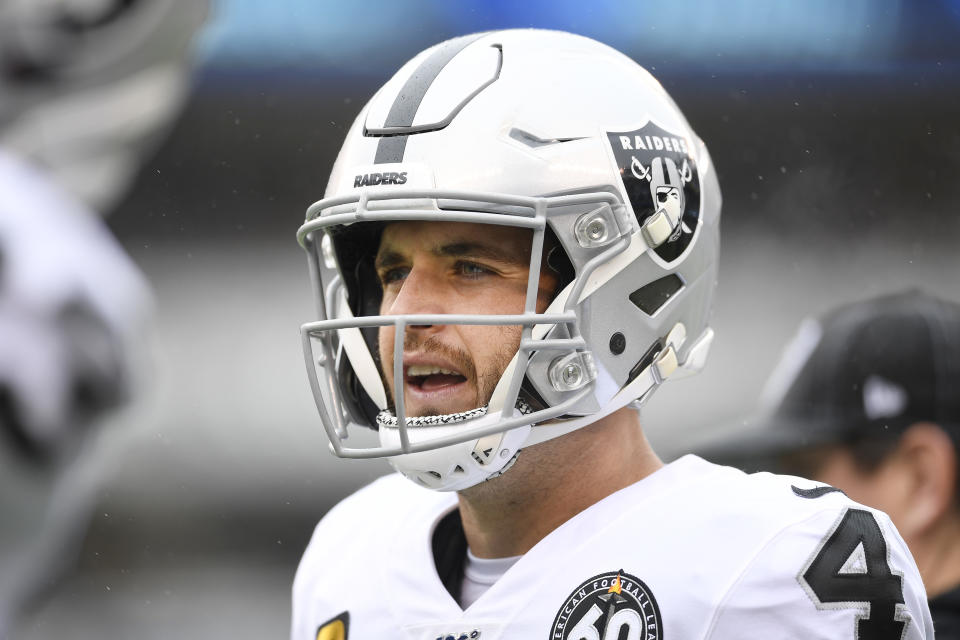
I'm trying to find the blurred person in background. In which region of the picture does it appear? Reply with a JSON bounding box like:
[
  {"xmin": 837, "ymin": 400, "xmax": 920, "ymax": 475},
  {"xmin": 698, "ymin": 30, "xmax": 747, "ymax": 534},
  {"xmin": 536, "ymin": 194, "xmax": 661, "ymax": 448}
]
[
  {"xmin": 699, "ymin": 290, "xmax": 960, "ymax": 638},
  {"xmin": 0, "ymin": 0, "xmax": 207, "ymax": 635}
]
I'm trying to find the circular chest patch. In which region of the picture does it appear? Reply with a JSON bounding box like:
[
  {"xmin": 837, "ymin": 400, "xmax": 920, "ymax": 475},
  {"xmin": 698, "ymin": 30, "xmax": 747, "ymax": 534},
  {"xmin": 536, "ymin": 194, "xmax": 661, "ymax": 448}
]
[{"xmin": 549, "ymin": 570, "xmax": 662, "ymax": 640}]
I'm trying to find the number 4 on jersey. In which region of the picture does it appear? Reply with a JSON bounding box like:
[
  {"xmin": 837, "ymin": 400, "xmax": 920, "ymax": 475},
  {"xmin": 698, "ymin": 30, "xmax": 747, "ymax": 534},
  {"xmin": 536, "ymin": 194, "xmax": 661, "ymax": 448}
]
[{"xmin": 800, "ymin": 508, "xmax": 907, "ymax": 640}]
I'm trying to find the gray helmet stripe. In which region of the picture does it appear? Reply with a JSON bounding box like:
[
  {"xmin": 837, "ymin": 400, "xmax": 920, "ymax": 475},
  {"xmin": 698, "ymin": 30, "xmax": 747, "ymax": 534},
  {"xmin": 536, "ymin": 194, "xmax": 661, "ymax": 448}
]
[{"xmin": 373, "ymin": 33, "xmax": 486, "ymax": 164}]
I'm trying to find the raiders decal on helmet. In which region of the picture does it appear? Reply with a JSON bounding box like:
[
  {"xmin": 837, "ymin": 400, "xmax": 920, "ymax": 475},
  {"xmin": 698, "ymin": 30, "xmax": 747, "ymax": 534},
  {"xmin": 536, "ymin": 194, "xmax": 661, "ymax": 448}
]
[
  {"xmin": 550, "ymin": 570, "xmax": 662, "ymax": 640},
  {"xmin": 607, "ymin": 122, "xmax": 701, "ymax": 262}
]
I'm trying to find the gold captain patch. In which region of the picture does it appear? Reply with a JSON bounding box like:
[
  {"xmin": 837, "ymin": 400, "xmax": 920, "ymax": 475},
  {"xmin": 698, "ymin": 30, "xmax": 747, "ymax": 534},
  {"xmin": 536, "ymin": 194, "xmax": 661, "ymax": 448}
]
[{"xmin": 316, "ymin": 611, "xmax": 349, "ymax": 640}]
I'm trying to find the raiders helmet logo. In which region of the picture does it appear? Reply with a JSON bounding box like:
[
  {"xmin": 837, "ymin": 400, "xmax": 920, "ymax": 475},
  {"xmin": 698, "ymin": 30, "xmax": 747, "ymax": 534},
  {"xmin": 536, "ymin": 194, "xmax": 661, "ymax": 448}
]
[
  {"xmin": 607, "ymin": 122, "xmax": 702, "ymax": 262},
  {"xmin": 550, "ymin": 570, "xmax": 663, "ymax": 640}
]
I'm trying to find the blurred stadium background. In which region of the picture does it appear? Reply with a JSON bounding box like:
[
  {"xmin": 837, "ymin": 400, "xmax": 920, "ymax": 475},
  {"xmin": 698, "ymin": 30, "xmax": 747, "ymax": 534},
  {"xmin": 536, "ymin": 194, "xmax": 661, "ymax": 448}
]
[{"xmin": 11, "ymin": 0, "xmax": 960, "ymax": 637}]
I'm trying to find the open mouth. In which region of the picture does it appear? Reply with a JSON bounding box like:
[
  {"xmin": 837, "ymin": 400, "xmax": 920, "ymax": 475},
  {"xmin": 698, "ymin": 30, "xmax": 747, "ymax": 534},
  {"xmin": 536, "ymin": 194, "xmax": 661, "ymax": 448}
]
[{"xmin": 405, "ymin": 365, "xmax": 468, "ymax": 391}]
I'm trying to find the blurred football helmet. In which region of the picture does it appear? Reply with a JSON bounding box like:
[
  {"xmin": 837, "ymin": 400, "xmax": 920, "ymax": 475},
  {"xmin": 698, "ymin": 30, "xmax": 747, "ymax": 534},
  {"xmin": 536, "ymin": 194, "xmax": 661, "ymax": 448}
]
[
  {"xmin": 0, "ymin": 0, "xmax": 209, "ymax": 212},
  {"xmin": 298, "ymin": 29, "xmax": 721, "ymax": 491}
]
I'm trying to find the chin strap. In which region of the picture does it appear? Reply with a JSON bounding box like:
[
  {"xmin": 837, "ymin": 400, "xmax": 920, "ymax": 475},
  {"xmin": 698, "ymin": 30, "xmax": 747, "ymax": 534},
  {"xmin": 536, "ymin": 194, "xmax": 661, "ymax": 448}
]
[
  {"xmin": 375, "ymin": 397, "xmax": 535, "ymax": 428},
  {"xmin": 376, "ymin": 406, "xmax": 489, "ymax": 428}
]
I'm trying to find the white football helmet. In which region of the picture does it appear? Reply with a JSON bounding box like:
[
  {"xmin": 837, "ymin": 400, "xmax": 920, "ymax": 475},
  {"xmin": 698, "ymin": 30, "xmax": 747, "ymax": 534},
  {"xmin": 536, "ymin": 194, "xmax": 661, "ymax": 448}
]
[{"xmin": 298, "ymin": 29, "xmax": 721, "ymax": 492}]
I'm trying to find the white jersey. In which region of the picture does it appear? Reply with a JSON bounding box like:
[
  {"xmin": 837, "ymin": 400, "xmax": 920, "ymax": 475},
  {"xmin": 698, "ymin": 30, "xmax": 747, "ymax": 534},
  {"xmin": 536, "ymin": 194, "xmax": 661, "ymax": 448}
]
[{"xmin": 292, "ymin": 455, "xmax": 933, "ymax": 640}]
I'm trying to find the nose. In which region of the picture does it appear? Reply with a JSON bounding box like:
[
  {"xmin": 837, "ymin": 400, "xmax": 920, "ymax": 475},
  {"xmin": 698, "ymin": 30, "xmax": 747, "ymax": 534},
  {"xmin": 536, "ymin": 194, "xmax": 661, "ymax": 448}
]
[{"xmin": 383, "ymin": 265, "xmax": 446, "ymax": 332}]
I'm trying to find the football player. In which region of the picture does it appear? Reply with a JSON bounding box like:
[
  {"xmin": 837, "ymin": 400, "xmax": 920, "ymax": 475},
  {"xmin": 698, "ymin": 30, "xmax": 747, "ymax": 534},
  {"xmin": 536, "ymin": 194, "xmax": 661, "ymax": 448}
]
[
  {"xmin": 0, "ymin": 0, "xmax": 207, "ymax": 634},
  {"xmin": 292, "ymin": 30, "xmax": 933, "ymax": 639},
  {"xmin": 699, "ymin": 291, "xmax": 960, "ymax": 637}
]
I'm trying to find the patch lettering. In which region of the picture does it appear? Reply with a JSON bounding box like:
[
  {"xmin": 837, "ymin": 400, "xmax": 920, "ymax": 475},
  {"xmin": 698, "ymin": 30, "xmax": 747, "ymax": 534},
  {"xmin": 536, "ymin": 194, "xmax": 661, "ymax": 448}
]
[
  {"xmin": 434, "ymin": 630, "xmax": 481, "ymax": 640},
  {"xmin": 607, "ymin": 122, "xmax": 701, "ymax": 262},
  {"xmin": 550, "ymin": 570, "xmax": 662, "ymax": 640}
]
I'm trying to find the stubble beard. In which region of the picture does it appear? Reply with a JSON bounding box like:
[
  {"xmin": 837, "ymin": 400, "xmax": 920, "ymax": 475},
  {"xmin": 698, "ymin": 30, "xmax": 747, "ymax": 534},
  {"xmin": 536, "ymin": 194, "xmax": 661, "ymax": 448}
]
[{"xmin": 381, "ymin": 327, "xmax": 521, "ymax": 417}]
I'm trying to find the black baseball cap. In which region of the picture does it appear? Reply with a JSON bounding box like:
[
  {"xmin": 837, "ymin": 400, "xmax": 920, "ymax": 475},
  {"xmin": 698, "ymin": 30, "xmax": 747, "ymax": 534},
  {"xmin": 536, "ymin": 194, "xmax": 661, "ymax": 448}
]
[{"xmin": 699, "ymin": 290, "xmax": 960, "ymax": 462}]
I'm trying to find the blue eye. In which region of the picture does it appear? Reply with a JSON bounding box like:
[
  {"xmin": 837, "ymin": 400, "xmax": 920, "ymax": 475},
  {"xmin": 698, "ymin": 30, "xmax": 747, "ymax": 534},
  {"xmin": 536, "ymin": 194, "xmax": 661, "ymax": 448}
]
[
  {"xmin": 379, "ymin": 267, "xmax": 409, "ymax": 285},
  {"xmin": 457, "ymin": 262, "xmax": 492, "ymax": 278}
]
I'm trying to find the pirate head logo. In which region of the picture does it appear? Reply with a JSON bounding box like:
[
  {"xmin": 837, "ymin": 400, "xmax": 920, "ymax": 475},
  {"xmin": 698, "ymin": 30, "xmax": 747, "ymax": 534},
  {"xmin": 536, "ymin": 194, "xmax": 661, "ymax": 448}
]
[
  {"xmin": 549, "ymin": 570, "xmax": 663, "ymax": 640},
  {"xmin": 608, "ymin": 122, "xmax": 701, "ymax": 262}
]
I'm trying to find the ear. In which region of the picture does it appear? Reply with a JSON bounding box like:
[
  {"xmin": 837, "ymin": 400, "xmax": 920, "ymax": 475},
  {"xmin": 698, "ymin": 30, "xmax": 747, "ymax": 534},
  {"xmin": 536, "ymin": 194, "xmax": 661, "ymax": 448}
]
[{"xmin": 894, "ymin": 422, "xmax": 957, "ymax": 538}]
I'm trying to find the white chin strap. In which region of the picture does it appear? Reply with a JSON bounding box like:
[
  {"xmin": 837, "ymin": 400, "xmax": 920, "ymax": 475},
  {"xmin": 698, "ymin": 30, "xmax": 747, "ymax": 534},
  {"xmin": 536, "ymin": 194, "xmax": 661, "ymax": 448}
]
[
  {"xmin": 374, "ymin": 396, "xmax": 535, "ymax": 428},
  {"xmin": 376, "ymin": 400, "xmax": 534, "ymax": 492},
  {"xmin": 376, "ymin": 406, "xmax": 490, "ymax": 428}
]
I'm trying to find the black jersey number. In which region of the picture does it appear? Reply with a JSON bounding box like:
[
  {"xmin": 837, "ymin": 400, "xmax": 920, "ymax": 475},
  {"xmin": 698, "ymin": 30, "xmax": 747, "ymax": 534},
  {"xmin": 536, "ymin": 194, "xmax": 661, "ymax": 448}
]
[{"xmin": 801, "ymin": 509, "xmax": 906, "ymax": 640}]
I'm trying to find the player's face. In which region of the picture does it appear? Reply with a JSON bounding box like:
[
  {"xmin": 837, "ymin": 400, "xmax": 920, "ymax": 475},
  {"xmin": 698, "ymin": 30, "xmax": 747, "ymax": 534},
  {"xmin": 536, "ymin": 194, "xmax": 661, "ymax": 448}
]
[{"xmin": 375, "ymin": 221, "xmax": 557, "ymax": 418}]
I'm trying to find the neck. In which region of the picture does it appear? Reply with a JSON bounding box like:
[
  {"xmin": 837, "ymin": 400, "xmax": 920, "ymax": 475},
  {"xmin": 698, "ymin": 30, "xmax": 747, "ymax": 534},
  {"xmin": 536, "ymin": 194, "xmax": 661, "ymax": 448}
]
[
  {"xmin": 913, "ymin": 510, "xmax": 960, "ymax": 598},
  {"xmin": 456, "ymin": 407, "xmax": 662, "ymax": 558}
]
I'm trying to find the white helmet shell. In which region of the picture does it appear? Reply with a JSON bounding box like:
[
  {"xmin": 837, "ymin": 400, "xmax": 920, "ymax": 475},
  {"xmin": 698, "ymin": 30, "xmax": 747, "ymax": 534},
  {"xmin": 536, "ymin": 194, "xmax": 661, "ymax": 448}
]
[{"xmin": 298, "ymin": 29, "xmax": 720, "ymax": 491}]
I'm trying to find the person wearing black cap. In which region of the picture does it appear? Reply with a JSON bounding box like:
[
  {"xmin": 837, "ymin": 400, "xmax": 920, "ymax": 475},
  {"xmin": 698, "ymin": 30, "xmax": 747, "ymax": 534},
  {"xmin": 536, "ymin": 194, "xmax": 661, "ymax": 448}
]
[{"xmin": 701, "ymin": 290, "xmax": 960, "ymax": 638}]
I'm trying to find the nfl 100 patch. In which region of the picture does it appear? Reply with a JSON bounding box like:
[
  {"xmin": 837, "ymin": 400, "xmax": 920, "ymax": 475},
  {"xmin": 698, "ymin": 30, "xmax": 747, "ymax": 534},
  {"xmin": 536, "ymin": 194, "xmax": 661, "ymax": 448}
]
[
  {"xmin": 606, "ymin": 122, "xmax": 702, "ymax": 263},
  {"xmin": 550, "ymin": 570, "xmax": 662, "ymax": 640}
]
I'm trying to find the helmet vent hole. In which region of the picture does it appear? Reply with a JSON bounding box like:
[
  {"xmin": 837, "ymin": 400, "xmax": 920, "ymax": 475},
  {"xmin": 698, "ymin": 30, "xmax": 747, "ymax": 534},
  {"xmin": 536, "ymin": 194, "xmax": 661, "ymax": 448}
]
[
  {"xmin": 609, "ymin": 332, "xmax": 626, "ymax": 355},
  {"xmin": 453, "ymin": 465, "xmax": 465, "ymax": 474},
  {"xmin": 508, "ymin": 128, "xmax": 584, "ymax": 148},
  {"xmin": 629, "ymin": 274, "xmax": 684, "ymax": 316}
]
